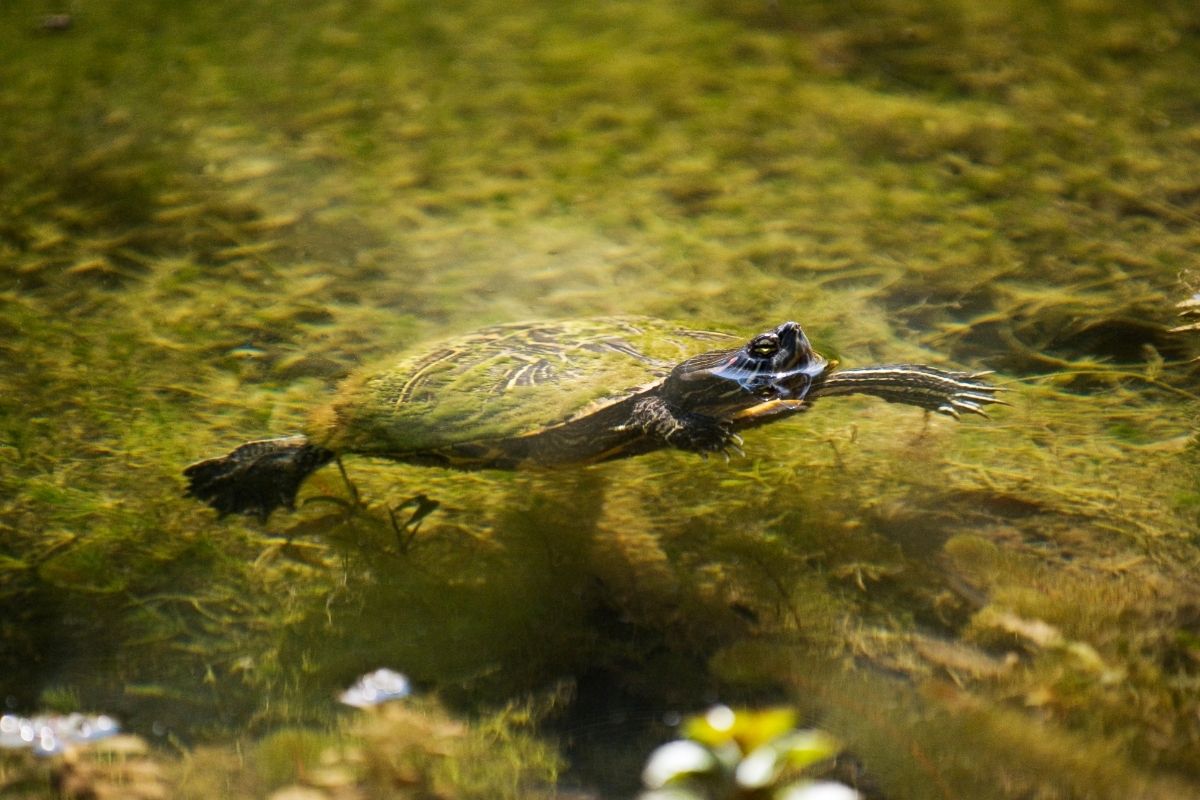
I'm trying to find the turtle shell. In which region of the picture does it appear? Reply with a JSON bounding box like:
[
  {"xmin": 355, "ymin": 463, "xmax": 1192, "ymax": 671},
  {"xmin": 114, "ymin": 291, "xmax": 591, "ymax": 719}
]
[{"xmin": 310, "ymin": 317, "xmax": 740, "ymax": 458}]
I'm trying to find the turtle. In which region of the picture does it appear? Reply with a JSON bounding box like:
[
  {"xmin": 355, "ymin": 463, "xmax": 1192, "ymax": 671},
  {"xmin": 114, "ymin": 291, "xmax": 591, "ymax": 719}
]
[{"xmin": 184, "ymin": 317, "xmax": 1003, "ymax": 520}]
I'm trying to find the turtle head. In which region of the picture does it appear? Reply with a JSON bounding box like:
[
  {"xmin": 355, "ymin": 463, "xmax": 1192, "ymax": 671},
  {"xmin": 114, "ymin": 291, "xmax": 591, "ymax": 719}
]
[{"xmin": 663, "ymin": 321, "xmax": 831, "ymax": 413}]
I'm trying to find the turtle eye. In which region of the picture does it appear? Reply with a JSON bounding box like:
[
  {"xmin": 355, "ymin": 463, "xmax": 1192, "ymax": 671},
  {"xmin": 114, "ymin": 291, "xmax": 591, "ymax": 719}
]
[{"xmin": 748, "ymin": 333, "xmax": 779, "ymax": 357}]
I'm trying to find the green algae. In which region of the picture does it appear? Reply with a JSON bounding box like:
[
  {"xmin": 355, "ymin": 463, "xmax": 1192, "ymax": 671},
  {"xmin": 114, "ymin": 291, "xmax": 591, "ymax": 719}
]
[{"xmin": 3, "ymin": 0, "xmax": 1200, "ymax": 798}]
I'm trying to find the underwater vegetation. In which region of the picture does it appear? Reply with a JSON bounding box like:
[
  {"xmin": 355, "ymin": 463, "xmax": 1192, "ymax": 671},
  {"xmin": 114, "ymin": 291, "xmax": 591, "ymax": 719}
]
[
  {"xmin": 2, "ymin": 0, "xmax": 1200, "ymax": 798},
  {"xmin": 0, "ymin": 691, "xmax": 561, "ymax": 800}
]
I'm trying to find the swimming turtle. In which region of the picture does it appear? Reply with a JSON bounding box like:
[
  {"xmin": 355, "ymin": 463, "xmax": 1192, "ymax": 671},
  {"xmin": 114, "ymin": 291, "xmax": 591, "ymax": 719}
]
[{"xmin": 184, "ymin": 317, "xmax": 1002, "ymax": 520}]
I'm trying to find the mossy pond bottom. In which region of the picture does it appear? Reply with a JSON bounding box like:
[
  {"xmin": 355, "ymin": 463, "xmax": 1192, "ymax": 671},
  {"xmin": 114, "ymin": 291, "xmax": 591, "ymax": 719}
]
[{"xmin": 3, "ymin": 0, "xmax": 1200, "ymax": 797}]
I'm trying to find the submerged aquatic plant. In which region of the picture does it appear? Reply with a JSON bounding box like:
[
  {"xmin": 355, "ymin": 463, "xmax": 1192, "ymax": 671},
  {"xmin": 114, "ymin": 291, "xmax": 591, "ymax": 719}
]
[{"xmin": 639, "ymin": 705, "xmax": 858, "ymax": 800}]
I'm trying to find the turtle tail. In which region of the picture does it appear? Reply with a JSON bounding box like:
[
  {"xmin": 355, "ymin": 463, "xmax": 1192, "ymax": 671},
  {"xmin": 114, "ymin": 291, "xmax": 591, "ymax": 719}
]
[{"xmin": 183, "ymin": 435, "xmax": 336, "ymax": 521}]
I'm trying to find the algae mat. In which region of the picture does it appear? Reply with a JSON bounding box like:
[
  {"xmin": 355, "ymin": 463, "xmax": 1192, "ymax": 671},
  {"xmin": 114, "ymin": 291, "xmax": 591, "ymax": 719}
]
[{"xmin": 2, "ymin": 1, "xmax": 1200, "ymax": 798}]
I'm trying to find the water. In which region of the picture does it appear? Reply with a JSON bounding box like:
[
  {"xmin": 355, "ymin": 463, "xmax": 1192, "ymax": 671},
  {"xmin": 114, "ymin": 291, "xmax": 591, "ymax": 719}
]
[{"xmin": 2, "ymin": 1, "xmax": 1199, "ymax": 798}]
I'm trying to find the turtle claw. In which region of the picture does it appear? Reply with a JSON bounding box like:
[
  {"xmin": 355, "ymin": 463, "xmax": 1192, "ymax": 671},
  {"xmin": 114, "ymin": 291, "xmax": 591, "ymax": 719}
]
[
  {"xmin": 948, "ymin": 377, "xmax": 1010, "ymax": 418},
  {"xmin": 925, "ymin": 368, "xmax": 1007, "ymax": 419},
  {"xmin": 938, "ymin": 392, "xmax": 1002, "ymax": 419},
  {"xmin": 936, "ymin": 404, "xmax": 961, "ymax": 420},
  {"xmin": 951, "ymin": 398, "xmax": 991, "ymax": 418},
  {"xmin": 934, "ymin": 373, "xmax": 1014, "ymax": 418},
  {"xmin": 959, "ymin": 389, "xmax": 1007, "ymax": 404},
  {"xmin": 724, "ymin": 434, "xmax": 746, "ymax": 460}
]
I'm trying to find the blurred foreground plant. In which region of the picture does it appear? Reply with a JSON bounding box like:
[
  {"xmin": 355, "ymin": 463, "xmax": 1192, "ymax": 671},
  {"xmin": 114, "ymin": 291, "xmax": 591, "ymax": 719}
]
[{"xmin": 639, "ymin": 706, "xmax": 859, "ymax": 800}]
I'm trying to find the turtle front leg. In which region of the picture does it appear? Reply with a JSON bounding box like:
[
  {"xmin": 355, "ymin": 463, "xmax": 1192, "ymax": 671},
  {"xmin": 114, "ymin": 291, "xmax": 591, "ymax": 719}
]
[{"xmin": 622, "ymin": 396, "xmax": 742, "ymax": 456}]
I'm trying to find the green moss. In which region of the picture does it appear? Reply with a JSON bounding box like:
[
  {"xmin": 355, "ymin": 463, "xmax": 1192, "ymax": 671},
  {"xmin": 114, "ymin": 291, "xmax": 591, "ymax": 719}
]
[
  {"xmin": 253, "ymin": 727, "xmax": 337, "ymax": 789},
  {"xmin": 3, "ymin": 0, "xmax": 1200, "ymax": 796}
]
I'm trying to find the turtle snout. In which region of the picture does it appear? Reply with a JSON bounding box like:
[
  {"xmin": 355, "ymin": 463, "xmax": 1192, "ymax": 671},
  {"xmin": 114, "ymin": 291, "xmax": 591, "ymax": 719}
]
[{"xmin": 774, "ymin": 322, "xmax": 814, "ymax": 364}]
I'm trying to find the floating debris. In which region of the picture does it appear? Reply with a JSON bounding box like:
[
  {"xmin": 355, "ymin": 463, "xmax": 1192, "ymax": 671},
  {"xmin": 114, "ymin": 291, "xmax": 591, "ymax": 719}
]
[
  {"xmin": 337, "ymin": 668, "xmax": 412, "ymax": 708},
  {"xmin": 38, "ymin": 14, "xmax": 73, "ymax": 32},
  {"xmin": 0, "ymin": 713, "xmax": 120, "ymax": 756},
  {"xmin": 227, "ymin": 342, "xmax": 270, "ymax": 360}
]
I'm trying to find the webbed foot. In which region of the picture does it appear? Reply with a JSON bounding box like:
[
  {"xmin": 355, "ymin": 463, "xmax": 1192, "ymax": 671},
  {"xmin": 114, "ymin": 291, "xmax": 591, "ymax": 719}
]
[{"xmin": 183, "ymin": 436, "xmax": 335, "ymax": 521}]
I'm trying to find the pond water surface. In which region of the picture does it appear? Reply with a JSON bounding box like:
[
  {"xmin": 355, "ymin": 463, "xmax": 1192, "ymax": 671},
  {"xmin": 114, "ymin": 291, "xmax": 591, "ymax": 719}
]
[{"xmin": 3, "ymin": 1, "xmax": 1200, "ymax": 798}]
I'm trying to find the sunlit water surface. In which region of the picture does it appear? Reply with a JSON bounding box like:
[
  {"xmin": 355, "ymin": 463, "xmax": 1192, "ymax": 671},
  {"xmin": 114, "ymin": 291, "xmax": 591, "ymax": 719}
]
[{"xmin": 3, "ymin": 1, "xmax": 1200, "ymax": 798}]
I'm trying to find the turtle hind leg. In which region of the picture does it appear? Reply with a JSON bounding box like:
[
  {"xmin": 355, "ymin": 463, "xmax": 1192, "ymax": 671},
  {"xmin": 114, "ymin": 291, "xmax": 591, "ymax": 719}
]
[{"xmin": 183, "ymin": 435, "xmax": 336, "ymax": 521}]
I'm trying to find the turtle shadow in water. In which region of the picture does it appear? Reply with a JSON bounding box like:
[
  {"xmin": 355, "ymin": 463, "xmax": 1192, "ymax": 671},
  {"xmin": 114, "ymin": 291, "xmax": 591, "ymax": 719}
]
[
  {"xmin": 302, "ymin": 457, "xmax": 440, "ymax": 553},
  {"xmin": 248, "ymin": 456, "xmax": 442, "ymax": 568},
  {"xmin": 271, "ymin": 468, "xmax": 755, "ymax": 748}
]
